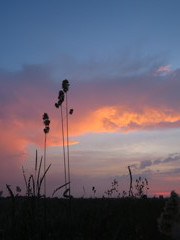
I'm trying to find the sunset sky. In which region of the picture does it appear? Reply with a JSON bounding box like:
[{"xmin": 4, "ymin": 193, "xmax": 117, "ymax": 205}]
[{"xmin": 1, "ymin": 0, "xmax": 180, "ymax": 197}]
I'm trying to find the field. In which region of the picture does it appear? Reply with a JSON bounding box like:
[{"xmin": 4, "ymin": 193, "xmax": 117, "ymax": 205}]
[{"xmin": 0, "ymin": 196, "xmax": 174, "ymax": 240}]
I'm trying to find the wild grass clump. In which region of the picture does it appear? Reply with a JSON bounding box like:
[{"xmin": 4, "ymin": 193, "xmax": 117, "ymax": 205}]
[
  {"xmin": 22, "ymin": 150, "xmax": 51, "ymax": 198},
  {"xmin": 104, "ymin": 178, "xmax": 120, "ymax": 198}
]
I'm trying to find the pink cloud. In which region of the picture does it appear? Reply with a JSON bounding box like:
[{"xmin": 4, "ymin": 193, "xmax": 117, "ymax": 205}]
[{"xmin": 155, "ymin": 65, "xmax": 172, "ymax": 75}]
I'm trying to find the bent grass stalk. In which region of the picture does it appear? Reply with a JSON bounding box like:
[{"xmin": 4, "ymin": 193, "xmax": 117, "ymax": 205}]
[{"xmin": 52, "ymin": 181, "xmax": 70, "ymax": 197}]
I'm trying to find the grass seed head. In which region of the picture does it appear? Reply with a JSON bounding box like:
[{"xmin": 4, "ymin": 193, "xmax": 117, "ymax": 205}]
[
  {"xmin": 69, "ymin": 108, "xmax": 73, "ymax": 115},
  {"xmin": 62, "ymin": 79, "xmax": 70, "ymax": 93},
  {"xmin": 43, "ymin": 113, "xmax": 50, "ymax": 133}
]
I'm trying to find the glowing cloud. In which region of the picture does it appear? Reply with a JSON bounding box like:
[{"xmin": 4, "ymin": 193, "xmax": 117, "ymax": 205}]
[{"xmin": 71, "ymin": 106, "xmax": 180, "ymax": 135}]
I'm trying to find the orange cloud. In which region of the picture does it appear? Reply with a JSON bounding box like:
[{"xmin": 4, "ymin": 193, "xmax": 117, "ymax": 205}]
[
  {"xmin": 69, "ymin": 105, "xmax": 180, "ymax": 135},
  {"xmin": 47, "ymin": 138, "xmax": 80, "ymax": 147},
  {"xmin": 1, "ymin": 99, "xmax": 180, "ymax": 169}
]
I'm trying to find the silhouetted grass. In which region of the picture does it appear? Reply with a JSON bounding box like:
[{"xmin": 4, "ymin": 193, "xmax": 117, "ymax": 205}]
[{"xmin": 0, "ymin": 196, "xmax": 173, "ymax": 240}]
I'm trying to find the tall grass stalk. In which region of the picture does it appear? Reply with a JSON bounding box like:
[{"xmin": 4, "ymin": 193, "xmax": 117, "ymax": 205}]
[
  {"xmin": 60, "ymin": 104, "xmax": 67, "ymax": 189},
  {"xmin": 35, "ymin": 150, "xmax": 38, "ymax": 195},
  {"xmin": 65, "ymin": 91, "xmax": 71, "ymax": 196},
  {"xmin": 55, "ymin": 86, "xmax": 70, "ymax": 193},
  {"xmin": 62, "ymin": 79, "xmax": 73, "ymax": 240},
  {"xmin": 22, "ymin": 166, "xmax": 28, "ymax": 194},
  {"xmin": 42, "ymin": 113, "xmax": 50, "ymax": 197},
  {"xmin": 128, "ymin": 166, "xmax": 133, "ymax": 197},
  {"xmin": 43, "ymin": 133, "xmax": 47, "ymax": 196}
]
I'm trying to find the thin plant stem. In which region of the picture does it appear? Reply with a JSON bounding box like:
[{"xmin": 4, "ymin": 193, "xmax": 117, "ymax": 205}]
[
  {"xmin": 61, "ymin": 104, "xmax": 67, "ymax": 189},
  {"xmin": 22, "ymin": 166, "xmax": 28, "ymax": 194},
  {"xmin": 35, "ymin": 150, "xmax": 38, "ymax": 195},
  {"xmin": 44, "ymin": 133, "xmax": 47, "ymax": 197},
  {"xmin": 128, "ymin": 166, "xmax": 133, "ymax": 197},
  {"xmin": 66, "ymin": 92, "xmax": 71, "ymax": 195}
]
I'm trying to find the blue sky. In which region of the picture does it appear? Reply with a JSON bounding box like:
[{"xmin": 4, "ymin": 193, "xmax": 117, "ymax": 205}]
[
  {"xmin": 1, "ymin": 0, "xmax": 180, "ymax": 197},
  {"xmin": 1, "ymin": 0, "xmax": 180, "ymax": 71}
]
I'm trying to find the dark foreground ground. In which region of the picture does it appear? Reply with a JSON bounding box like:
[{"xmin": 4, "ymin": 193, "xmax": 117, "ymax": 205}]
[{"xmin": 0, "ymin": 197, "xmax": 172, "ymax": 240}]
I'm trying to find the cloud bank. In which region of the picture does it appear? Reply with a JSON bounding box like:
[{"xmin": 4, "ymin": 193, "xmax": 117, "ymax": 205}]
[{"xmin": 0, "ymin": 58, "xmax": 180, "ymax": 194}]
